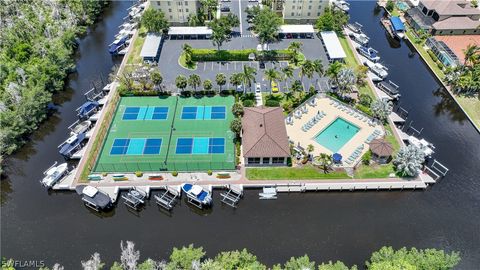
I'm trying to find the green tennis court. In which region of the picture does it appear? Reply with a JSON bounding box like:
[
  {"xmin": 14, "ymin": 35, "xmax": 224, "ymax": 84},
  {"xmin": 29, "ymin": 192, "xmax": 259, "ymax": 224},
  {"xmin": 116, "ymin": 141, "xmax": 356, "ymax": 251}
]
[{"xmin": 93, "ymin": 95, "xmax": 236, "ymax": 172}]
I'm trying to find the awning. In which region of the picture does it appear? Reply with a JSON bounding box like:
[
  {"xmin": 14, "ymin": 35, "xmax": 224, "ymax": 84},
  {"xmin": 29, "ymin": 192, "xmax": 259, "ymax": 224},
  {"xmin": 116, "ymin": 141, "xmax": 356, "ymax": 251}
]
[
  {"xmin": 320, "ymin": 31, "xmax": 347, "ymax": 59},
  {"xmin": 390, "ymin": 16, "xmax": 405, "ymax": 31},
  {"xmin": 140, "ymin": 33, "xmax": 162, "ymax": 58},
  {"xmin": 168, "ymin": 26, "xmax": 213, "ymax": 36},
  {"xmin": 279, "ymin": 24, "xmax": 315, "ymax": 34}
]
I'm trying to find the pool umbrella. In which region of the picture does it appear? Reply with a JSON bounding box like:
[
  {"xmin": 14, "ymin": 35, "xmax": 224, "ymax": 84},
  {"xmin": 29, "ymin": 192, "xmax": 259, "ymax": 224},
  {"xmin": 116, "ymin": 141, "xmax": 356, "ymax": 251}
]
[{"xmin": 332, "ymin": 153, "xmax": 342, "ymax": 162}]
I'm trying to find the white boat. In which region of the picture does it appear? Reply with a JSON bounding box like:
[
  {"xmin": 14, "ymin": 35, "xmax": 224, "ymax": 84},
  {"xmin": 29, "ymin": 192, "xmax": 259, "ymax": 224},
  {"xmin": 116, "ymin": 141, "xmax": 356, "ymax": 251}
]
[
  {"xmin": 259, "ymin": 187, "xmax": 277, "ymax": 200},
  {"xmin": 364, "ymin": 60, "xmax": 388, "ymax": 79},
  {"xmin": 181, "ymin": 183, "xmax": 212, "ymax": 206},
  {"xmin": 70, "ymin": 120, "xmax": 91, "ymax": 136},
  {"xmin": 333, "ymin": 0, "xmax": 350, "ymax": 12},
  {"xmin": 357, "ymin": 46, "xmax": 380, "ymax": 62},
  {"xmin": 41, "ymin": 162, "xmax": 68, "ymax": 188},
  {"xmin": 349, "ymin": 32, "xmax": 369, "ymax": 46},
  {"xmin": 408, "ymin": 136, "xmax": 435, "ymax": 158},
  {"xmin": 346, "ymin": 22, "xmax": 363, "ymax": 34}
]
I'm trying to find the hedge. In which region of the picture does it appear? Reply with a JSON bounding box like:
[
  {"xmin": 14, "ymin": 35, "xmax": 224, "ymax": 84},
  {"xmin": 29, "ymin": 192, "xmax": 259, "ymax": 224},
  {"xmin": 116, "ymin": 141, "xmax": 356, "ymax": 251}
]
[{"xmin": 191, "ymin": 49, "xmax": 294, "ymax": 62}]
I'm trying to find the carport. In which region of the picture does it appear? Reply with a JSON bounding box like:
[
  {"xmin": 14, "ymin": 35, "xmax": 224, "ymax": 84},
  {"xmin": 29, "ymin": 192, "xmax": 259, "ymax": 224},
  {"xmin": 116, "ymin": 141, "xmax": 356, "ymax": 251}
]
[
  {"xmin": 168, "ymin": 26, "xmax": 213, "ymax": 39},
  {"xmin": 140, "ymin": 33, "xmax": 162, "ymax": 63},
  {"xmin": 320, "ymin": 31, "xmax": 346, "ymax": 62},
  {"xmin": 279, "ymin": 24, "xmax": 315, "ymax": 39}
]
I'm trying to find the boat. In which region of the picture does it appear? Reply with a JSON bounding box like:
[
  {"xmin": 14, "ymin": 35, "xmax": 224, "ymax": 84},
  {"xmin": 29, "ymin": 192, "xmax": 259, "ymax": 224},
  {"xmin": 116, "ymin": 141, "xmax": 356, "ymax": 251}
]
[
  {"xmin": 407, "ymin": 136, "xmax": 435, "ymax": 158},
  {"xmin": 259, "ymin": 187, "xmax": 277, "ymax": 200},
  {"xmin": 349, "ymin": 32, "xmax": 369, "ymax": 46},
  {"xmin": 390, "ymin": 16, "xmax": 406, "ymax": 39},
  {"xmin": 41, "ymin": 162, "xmax": 69, "ymax": 188},
  {"xmin": 332, "ymin": 0, "xmax": 350, "ymax": 12},
  {"xmin": 108, "ymin": 35, "xmax": 128, "ymax": 54},
  {"xmin": 364, "ymin": 60, "xmax": 388, "ymax": 79},
  {"xmin": 77, "ymin": 101, "xmax": 99, "ymax": 119},
  {"xmin": 70, "ymin": 120, "xmax": 91, "ymax": 136},
  {"xmin": 76, "ymin": 185, "xmax": 113, "ymax": 212},
  {"xmin": 122, "ymin": 188, "xmax": 147, "ymax": 210},
  {"xmin": 376, "ymin": 80, "xmax": 401, "ymax": 99},
  {"xmin": 181, "ymin": 183, "xmax": 212, "ymax": 207},
  {"xmin": 357, "ymin": 46, "xmax": 380, "ymax": 62},
  {"xmin": 346, "ymin": 22, "xmax": 363, "ymax": 34},
  {"xmin": 58, "ymin": 132, "xmax": 86, "ymax": 159}
]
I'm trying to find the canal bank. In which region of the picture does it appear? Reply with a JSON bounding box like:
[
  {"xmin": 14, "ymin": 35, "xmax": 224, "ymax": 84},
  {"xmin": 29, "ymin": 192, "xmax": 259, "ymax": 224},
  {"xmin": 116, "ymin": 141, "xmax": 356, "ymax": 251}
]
[{"xmin": 1, "ymin": 1, "xmax": 480, "ymax": 269}]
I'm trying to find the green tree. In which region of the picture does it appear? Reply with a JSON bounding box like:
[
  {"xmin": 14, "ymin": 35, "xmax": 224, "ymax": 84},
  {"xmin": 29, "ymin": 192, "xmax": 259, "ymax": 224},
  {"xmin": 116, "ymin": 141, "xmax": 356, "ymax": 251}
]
[
  {"xmin": 370, "ymin": 99, "xmax": 392, "ymax": 123},
  {"xmin": 188, "ymin": 74, "xmax": 202, "ymax": 91},
  {"xmin": 209, "ymin": 249, "xmax": 266, "ymax": 270},
  {"xmin": 385, "ymin": 0, "xmax": 395, "ymax": 12},
  {"xmin": 240, "ymin": 65, "xmax": 257, "ymax": 92},
  {"xmin": 203, "ymin": 79, "xmax": 213, "ymax": 92},
  {"xmin": 318, "ymin": 261, "xmax": 358, "ymax": 270},
  {"xmin": 230, "ymin": 73, "xmax": 243, "ymax": 89},
  {"xmin": 150, "ymin": 70, "xmax": 163, "ymax": 90},
  {"xmin": 284, "ymin": 255, "xmax": 315, "ymax": 270},
  {"xmin": 175, "ymin": 75, "xmax": 188, "ymax": 92},
  {"xmin": 140, "ymin": 8, "xmax": 169, "ymax": 33},
  {"xmin": 300, "ymin": 60, "xmax": 316, "ymax": 81},
  {"xmin": 182, "ymin": 43, "xmax": 193, "ymax": 66},
  {"xmin": 315, "ymin": 7, "xmax": 349, "ymax": 33},
  {"xmin": 209, "ymin": 14, "xmax": 239, "ymax": 50},
  {"xmin": 326, "ymin": 61, "xmax": 344, "ymax": 85},
  {"xmin": 290, "ymin": 80, "xmax": 303, "ymax": 96},
  {"xmin": 264, "ymin": 68, "xmax": 280, "ymax": 91},
  {"xmin": 355, "ymin": 65, "xmax": 369, "ymax": 86},
  {"xmin": 288, "ymin": 41, "xmax": 303, "ymax": 55},
  {"xmin": 313, "ymin": 59, "xmax": 325, "ymax": 77},
  {"xmin": 314, "ymin": 153, "xmax": 333, "ymax": 173},
  {"xmin": 216, "ymin": 73, "xmax": 227, "ymax": 92},
  {"xmin": 167, "ymin": 244, "xmax": 205, "ymax": 270},
  {"xmin": 201, "ymin": 0, "xmax": 218, "ymax": 20},
  {"xmin": 393, "ymin": 145, "xmax": 425, "ymax": 177},
  {"xmin": 230, "ymin": 118, "xmax": 243, "ymax": 135},
  {"xmin": 282, "ymin": 66, "xmax": 294, "ymax": 81},
  {"xmin": 232, "ymin": 102, "xmax": 244, "ymax": 116},
  {"xmin": 462, "ymin": 44, "xmax": 480, "ymax": 66},
  {"xmin": 307, "ymin": 144, "xmax": 314, "ymax": 155},
  {"xmin": 252, "ymin": 8, "xmax": 282, "ymax": 45}
]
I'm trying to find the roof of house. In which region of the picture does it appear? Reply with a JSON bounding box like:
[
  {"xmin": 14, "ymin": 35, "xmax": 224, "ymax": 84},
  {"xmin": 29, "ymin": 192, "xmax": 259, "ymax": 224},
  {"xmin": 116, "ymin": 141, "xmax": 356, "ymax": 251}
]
[
  {"xmin": 369, "ymin": 139, "xmax": 394, "ymax": 157},
  {"xmin": 140, "ymin": 33, "xmax": 162, "ymax": 58},
  {"xmin": 279, "ymin": 24, "xmax": 315, "ymax": 34},
  {"xmin": 242, "ymin": 106, "xmax": 290, "ymax": 158},
  {"xmin": 433, "ymin": 16, "xmax": 480, "ymax": 30},
  {"xmin": 320, "ymin": 31, "xmax": 347, "ymax": 59},
  {"xmin": 422, "ymin": 0, "xmax": 480, "ymax": 16},
  {"xmin": 168, "ymin": 26, "xmax": 213, "ymax": 36}
]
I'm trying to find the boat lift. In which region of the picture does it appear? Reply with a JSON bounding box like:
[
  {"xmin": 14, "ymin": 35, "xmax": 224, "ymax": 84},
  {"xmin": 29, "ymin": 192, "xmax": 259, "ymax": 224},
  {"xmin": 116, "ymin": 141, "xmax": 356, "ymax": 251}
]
[
  {"xmin": 154, "ymin": 187, "xmax": 179, "ymax": 211},
  {"xmin": 122, "ymin": 187, "xmax": 148, "ymax": 210},
  {"xmin": 220, "ymin": 185, "xmax": 243, "ymax": 208}
]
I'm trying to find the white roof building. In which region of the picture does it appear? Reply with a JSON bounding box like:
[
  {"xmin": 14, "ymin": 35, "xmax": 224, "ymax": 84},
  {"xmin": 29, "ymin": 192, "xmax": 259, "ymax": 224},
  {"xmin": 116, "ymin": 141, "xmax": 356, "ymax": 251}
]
[
  {"xmin": 140, "ymin": 33, "xmax": 162, "ymax": 60},
  {"xmin": 320, "ymin": 31, "xmax": 346, "ymax": 60},
  {"xmin": 168, "ymin": 26, "xmax": 213, "ymax": 36},
  {"xmin": 279, "ymin": 24, "xmax": 315, "ymax": 34}
]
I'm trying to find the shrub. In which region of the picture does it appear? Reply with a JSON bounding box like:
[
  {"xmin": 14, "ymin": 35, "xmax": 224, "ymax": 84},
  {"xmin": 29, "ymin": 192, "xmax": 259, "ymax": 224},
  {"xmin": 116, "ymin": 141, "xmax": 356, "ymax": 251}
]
[
  {"xmin": 135, "ymin": 171, "xmax": 143, "ymax": 177},
  {"xmin": 172, "ymin": 171, "xmax": 178, "ymax": 177},
  {"xmin": 102, "ymin": 172, "xmax": 108, "ymax": 177},
  {"xmin": 235, "ymin": 156, "xmax": 240, "ymax": 165},
  {"xmin": 362, "ymin": 150, "xmax": 372, "ymax": 165},
  {"xmin": 437, "ymin": 62, "xmax": 444, "ymax": 70},
  {"xmin": 355, "ymin": 104, "xmax": 373, "ymax": 116},
  {"xmin": 207, "ymin": 170, "xmax": 212, "ymax": 175},
  {"xmin": 243, "ymin": 99, "xmax": 254, "ymax": 107},
  {"xmin": 265, "ymin": 99, "xmax": 280, "ymax": 107},
  {"xmin": 232, "ymin": 102, "xmax": 244, "ymax": 116},
  {"xmin": 359, "ymin": 93, "xmax": 373, "ymax": 106},
  {"xmin": 235, "ymin": 141, "xmax": 241, "ymax": 156}
]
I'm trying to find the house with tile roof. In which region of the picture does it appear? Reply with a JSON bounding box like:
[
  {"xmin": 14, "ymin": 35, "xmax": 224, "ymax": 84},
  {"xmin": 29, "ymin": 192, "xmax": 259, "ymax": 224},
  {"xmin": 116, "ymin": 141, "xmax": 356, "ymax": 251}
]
[
  {"xmin": 405, "ymin": 0, "xmax": 480, "ymax": 35},
  {"xmin": 241, "ymin": 106, "xmax": 290, "ymax": 166}
]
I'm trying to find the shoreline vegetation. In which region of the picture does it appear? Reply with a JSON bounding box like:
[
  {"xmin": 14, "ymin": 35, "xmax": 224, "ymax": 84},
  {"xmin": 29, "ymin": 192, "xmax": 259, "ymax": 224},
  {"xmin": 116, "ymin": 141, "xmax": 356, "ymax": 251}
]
[
  {"xmin": 2, "ymin": 242, "xmax": 460, "ymax": 270},
  {"xmin": 0, "ymin": 0, "xmax": 109, "ymax": 171}
]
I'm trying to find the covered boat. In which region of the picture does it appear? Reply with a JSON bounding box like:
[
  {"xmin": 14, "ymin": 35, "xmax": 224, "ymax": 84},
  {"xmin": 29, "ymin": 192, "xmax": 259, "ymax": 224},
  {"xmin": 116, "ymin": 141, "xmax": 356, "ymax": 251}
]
[
  {"xmin": 390, "ymin": 16, "xmax": 405, "ymax": 39},
  {"xmin": 77, "ymin": 101, "xmax": 99, "ymax": 119},
  {"xmin": 181, "ymin": 183, "xmax": 212, "ymax": 207},
  {"xmin": 377, "ymin": 80, "xmax": 401, "ymax": 99},
  {"xmin": 58, "ymin": 132, "xmax": 86, "ymax": 159},
  {"xmin": 76, "ymin": 185, "xmax": 113, "ymax": 212},
  {"xmin": 349, "ymin": 32, "xmax": 369, "ymax": 46},
  {"xmin": 357, "ymin": 46, "xmax": 380, "ymax": 62},
  {"xmin": 108, "ymin": 35, "xmax": 128, "ymax": 54},
  {"xmin": 364, "ymin": 60, "xmax": 388, "ymax": 79},
  {"xmin": 41, "ymin": 162, "xmax": 68, "ymax": 188}
]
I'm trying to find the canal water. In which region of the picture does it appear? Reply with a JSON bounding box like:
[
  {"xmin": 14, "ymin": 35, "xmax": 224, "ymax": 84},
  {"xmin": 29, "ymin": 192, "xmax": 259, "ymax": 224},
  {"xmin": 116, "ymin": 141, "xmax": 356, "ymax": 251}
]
[{"xmin": 1, "ymin": 1, "xmax": 479, "ymax": 268}]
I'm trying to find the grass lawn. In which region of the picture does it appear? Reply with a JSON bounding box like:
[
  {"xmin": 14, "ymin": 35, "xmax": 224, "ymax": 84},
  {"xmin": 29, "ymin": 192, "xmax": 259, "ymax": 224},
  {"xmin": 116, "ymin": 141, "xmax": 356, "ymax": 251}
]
[
  {"xmin": 405, "ymin": 28, "xmax": 445, "ymax": 79},
  {"xmin": 383, "ymin": 124, "xmax": 401, "ymax": 152},
  {"xmin": 246, "ymin": 165, "xmax": 349, "ymax": 180},
  {"xmin": 456, "ymin": 95, "xmax": 480, "ymax": 129},
  {"xmin": 178, "ymin": 52, "xmax": 198, "ymax": 70},
  {"xmin": 354, "ymin": 163, "xmax": 396, "ymax": 179},
  {"xmin": 126, "ymin": 27, "xmax": 147, "ymax": 65}
]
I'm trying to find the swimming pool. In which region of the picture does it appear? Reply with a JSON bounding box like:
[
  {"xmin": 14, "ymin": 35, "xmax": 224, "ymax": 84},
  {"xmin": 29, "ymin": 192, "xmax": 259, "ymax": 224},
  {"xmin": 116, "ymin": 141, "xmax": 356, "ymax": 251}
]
[{"xmin": 314, "ymin": 118, "xmax": 360, "ymax": 153}]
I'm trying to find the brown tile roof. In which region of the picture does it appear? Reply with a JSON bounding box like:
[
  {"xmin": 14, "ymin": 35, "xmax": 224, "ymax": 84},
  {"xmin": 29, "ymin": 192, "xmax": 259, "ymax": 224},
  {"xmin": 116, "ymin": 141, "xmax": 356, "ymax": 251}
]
[
  {"xmin": 242, "ymin": 106, "xmax": 290, "ymax": 158},
  {"xmin": 434, "ymin": 35, "xmax": 480, "ymax": 63},
  {"xmin": 422, "ymin": 0, "xmax": 480, "ymax": 16},
  {"xmin": 433, "ymin": 16, "xmax": 480, "ymax": 30},
  {"xmin": 369, "ymin": 139, "xmax": 394, "ymax": 157}
]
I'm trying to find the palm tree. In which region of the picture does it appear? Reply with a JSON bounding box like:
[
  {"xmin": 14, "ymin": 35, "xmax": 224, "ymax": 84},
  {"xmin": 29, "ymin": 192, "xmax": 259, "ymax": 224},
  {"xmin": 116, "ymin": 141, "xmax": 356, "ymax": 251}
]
[
  {"xmin": 313, "ymin": 59, "xmax": 324, "ymax": 78},
  {"xmin": 290, "ymin": 79, "xmax": 303, "ymax": 97},
  {"xmin": 393, "ymin": 145, "xmax": 426, "ymax": 177},
  {"xmin": 282, "ymin": 66, "xmax": 294, "ymax": 81},
  {"xmin": 299, "ymin": 60, "xmax": 315, "ymax": 90},
  {"xmin": 264, "ymin": 68, "xmax": 280, "ymax": 92},
  {"xmin": 462, "ymin": 44, "xmax": 480, "ymax": 66},
  {"xmin": 337, "ymin": 68, "xmax": 356, "ymax": 96},
  {"xmin": 215, "ymin": 73, "xmax": 227, "ymax": 93},
  {"xmin": 326, "ymin": 61, "xmax": 344, "ymax": 85},
  {"xmin": 284, "ymin": 91, "xmax": 295, "ymax": 103},
  {"xmin": 151, "ymin": 70, "xmax": 163, "ymax": 91},
  {"xmin": 314, "ymin": 153, "xmax": 333, "ymax": 174},
  {"xmin": 370, "ymin": 99, "xmax": 393, "ymax": 123},
  {"xmin": 230, "ymin": 73, "xmax": 243, "ymax": 89},
  {"xmin": 240, "ymin": 65, "xmax": 257, "ymax": 93},
  {"xmin": 188, "ymin": 74, "xmax": 202, "ymax": 91},
  {"xmin": 203, "ymin": 79, "xmax": 213, "ymax": 92},
  {"xmin": 288, "ymin": 41, "xmax": 303, "ymax": 55},
  {"xmin": 307, "ymin": 144, "xmax": 314, "ymax": 155},
  {"xmin": 175, "ymin": 75, "xmax": 188, "ymax": 92}
]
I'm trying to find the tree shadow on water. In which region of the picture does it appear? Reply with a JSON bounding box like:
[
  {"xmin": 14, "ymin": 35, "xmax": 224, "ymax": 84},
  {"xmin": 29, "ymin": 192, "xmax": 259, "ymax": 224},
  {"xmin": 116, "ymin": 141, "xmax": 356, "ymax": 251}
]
[{"xmin": 432, "ymin": 87, "xmax": 468, "ymax": 123}]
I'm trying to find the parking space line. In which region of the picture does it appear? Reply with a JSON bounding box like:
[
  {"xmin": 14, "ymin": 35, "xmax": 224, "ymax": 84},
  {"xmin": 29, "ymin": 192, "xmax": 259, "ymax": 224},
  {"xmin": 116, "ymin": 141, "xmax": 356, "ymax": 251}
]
[{"xmin": 211, "ymin": 62, "xmax": 214, "ymax": 71}]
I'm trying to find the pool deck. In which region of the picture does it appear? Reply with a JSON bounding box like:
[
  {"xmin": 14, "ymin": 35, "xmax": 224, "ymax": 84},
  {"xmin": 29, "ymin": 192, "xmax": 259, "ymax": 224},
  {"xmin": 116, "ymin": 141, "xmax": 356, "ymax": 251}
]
[{"xmin": 286, "ymin": 96, "xmax": 383, "ymax": 166}]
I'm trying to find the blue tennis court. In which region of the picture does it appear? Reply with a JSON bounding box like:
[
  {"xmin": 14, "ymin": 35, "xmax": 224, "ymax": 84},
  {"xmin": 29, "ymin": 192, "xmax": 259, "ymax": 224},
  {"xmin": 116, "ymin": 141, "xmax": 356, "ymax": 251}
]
[
  {"xmin": 181, "ymin": 106, "xmax": 226, "ymax": 120},
  {"xmin": 110, "ymin": 138, "xmax": 163, "ymax": 155},
  {"xmin": 122, "ymin": 106, "xmax": 168, "ymax": 120},
  {"xmin": 175, "ymin": 137, "xmax": 225, "ymax": 154}
]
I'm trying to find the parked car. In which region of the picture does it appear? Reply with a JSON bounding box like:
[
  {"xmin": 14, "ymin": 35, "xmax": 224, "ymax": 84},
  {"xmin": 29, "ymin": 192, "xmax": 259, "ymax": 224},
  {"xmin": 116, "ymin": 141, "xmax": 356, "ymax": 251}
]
[
  {"xmin": 220, "ymin": 6, "xmax": 230, "ymax": 12},
  {"xmin": 236, "ymin": 85, "xmax": 243, "ymax": 92},
  {"xmin": 255, "ymin": 83, "xmax": 261, "ymax": 93},
  {"xmin": 259, "ymin": 62, "xmax": 265, "ymax": 69},
  {"xmin": 271, "ymin": 81, "xmax": 279, "ymax": 93}
]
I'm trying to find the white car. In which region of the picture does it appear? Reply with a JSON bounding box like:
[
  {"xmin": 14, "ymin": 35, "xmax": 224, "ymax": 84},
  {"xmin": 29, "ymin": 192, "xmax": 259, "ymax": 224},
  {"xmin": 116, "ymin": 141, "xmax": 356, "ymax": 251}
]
[{"xmin": 255, "ymin": 83, "xmax": 261, "ymax": 93}]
